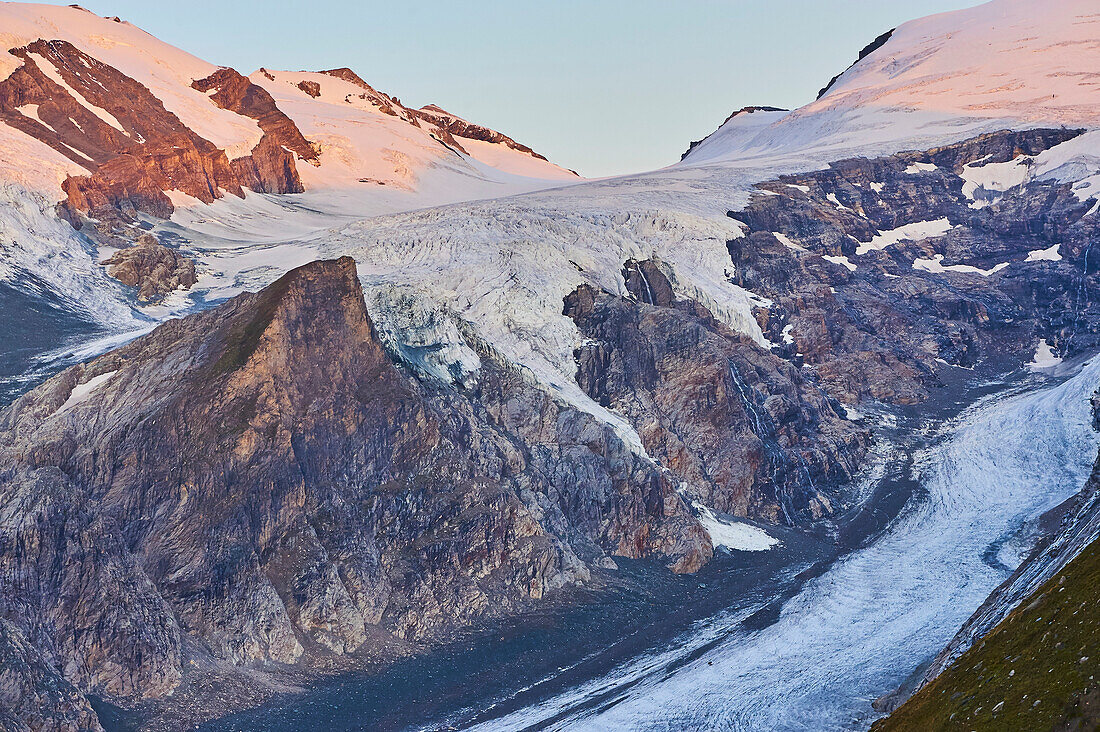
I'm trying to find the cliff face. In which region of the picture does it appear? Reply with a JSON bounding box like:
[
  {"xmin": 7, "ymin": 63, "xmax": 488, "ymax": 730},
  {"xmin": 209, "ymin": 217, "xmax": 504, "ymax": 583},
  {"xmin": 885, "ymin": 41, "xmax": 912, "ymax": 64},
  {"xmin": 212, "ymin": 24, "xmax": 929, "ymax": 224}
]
[
  {"xmin": 565, "ymin": 259, "xmax": 868, "ymax": 523},
  {"xmin": 726, "ymin": 128, "xmax": 1098, "ymax": 404},
  {"xmin": 191, "ymin": 67, "xmax": 319, "ymax": 194},
  {"xmin": 0, "ymin": 257, "xmax": 709, "ymax": 715},
  {"xmin": 0, "ymin": 37, "xmax": 307, "ymax": 226}
]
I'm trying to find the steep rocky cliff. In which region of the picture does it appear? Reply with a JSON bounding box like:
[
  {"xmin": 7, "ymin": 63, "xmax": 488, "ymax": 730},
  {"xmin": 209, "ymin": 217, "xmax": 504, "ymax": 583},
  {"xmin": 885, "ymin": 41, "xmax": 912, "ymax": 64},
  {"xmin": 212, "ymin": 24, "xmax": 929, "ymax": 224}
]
[
  {"xmin": 0, "ymin": 257, "xmax": 708, "ymax": 721},
  {"xmin": 725, "ymin": 128, "xmax": 1099, "ymax": 404},
  {"xmin": 565, "ymin": 259, "xmax": 867, "ymax": 523}
]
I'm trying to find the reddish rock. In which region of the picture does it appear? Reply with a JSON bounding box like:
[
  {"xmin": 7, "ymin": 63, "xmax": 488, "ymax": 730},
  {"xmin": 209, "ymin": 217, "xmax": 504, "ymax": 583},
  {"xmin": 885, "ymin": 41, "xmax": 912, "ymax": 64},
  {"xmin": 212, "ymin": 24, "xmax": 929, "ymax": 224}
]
[
  {"xmin": 192, "ymin": 67, "xmax": 320, "ymax": 195},
  {"xmin": 0, "ymin": 39, "xmax": 248, "ymax": 221},
  {"xmin": 296, "ymin": 79, "xmax": 321, "ymax": 97}
]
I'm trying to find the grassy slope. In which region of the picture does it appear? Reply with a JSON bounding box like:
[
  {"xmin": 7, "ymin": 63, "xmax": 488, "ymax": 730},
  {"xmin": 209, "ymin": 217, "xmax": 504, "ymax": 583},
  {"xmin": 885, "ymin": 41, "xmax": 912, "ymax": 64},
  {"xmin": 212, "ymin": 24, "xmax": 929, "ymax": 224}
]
[{"xmin": 876, "ymin": 540, "xmax": 1099, "ymax": 731}]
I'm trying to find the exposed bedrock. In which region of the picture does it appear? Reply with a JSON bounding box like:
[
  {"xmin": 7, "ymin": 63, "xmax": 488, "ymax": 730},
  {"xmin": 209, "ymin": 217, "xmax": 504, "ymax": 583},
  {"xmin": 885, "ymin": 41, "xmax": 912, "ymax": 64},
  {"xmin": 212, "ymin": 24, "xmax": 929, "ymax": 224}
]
[
  {"xmin": 0, "ymin": 38, "xmax": 312, "ymax": 226},
  {"xmin": 565, "ymin": 259, "xmax": 868, "ymax": 524},
  {"xmin": 727, "ymin": 128, "xmax": 1100, "ymax": 404},
  {"xmin": 102, "ymin": 233, "xmax": 197, "ymax": 301},
  {"xmin": 0, "ymin": 257, "xmax": 709, "ymax": 709}
]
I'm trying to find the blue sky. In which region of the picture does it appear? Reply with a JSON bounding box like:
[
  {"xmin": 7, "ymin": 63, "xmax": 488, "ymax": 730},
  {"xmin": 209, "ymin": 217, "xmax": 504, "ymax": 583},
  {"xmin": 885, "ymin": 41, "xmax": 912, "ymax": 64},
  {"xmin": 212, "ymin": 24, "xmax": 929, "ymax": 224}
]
[{"xmin": 57, "ymin": 0, "xmax": 982, "ymax": 176}]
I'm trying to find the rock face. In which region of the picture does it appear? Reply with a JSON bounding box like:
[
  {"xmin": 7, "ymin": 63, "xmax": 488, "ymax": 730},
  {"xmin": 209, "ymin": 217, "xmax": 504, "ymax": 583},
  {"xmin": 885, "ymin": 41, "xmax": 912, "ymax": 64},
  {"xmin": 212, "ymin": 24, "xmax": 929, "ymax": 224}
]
[
  {"xmin": 0, "ymin": 38, "xmax": 315, "ymax": 225},
  {"xmin": 0, "ymin": 257, "xmax": 709, "ymax": 717},
  {"xmin": 726, "ymin": 128, "xmax": 1099, "ymax": 404},
  {"xmin": 191, "ymin": 67, "xmax": 319, "ymax": 194},
  {"xmin": 102, "ymin": 234, "xmax": 197, "ymax": 301},
  {"xmin": 565, "ymin": 259, "xmax": 867, "ymax": 523},
  {"xmin": 0, "ymin": 618, "xmax": 103, "ymax": 732},
  {"xmin": 0, "ymin": 39, "xmax": 240, "ymax": 221}
]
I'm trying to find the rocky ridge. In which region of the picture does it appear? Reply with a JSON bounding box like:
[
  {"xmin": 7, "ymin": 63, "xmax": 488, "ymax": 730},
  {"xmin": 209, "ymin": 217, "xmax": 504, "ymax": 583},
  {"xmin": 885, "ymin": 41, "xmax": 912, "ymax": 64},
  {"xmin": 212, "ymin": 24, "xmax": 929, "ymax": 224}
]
[{"xmin": 0, "ymin": 257, "xmax": 709, "ymax": 725}]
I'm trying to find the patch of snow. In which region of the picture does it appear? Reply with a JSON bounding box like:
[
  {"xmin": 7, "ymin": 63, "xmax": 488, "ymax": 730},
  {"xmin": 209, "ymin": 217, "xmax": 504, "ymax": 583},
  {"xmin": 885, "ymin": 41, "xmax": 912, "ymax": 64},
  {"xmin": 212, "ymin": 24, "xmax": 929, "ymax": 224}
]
[
  {"xmin": 913, "ymin": 254, "xmax": 1009, "ymax": 277},
  {"xmin": 781, "ymin": 324, "xmax": 795, "ymax": 345},
  {"xmin": 786, "ymin": 184, "xmax": 810, "ymax": 193},
  {"xmin": 692, "ymin": 501, "xmax": 779, "ymax": 552},
  {"xmin": 823, "ymin": 254, "xmax": 857, "ymax": 271},
  {"xmin": 15, "ymin": 104, "xmax": 54, "ymax": 133},
  {"xmin": 1027, "ymin": 339, "xmax": 1063, "ymax": 371},
  {"xmin": 841, "ymin": 403, "xmax": 865, "ymax": 421},
  {"xmin": 773, "ymin": 232, "xmax": 805, "ymax": 252},
  {"xmin": 961, "ymin": 157, "xmax": 1032, "ymax": 208},
  {"xmin": 1026, "ymin": 244, "xmax": 1062, "ymax": 262},
  {"xmin": 905, "ymin": 162, "xmax": 937, "ymax": 174},
  {"xmin": 856, "ymin": 218, "xmax": 954, "ymax": 256},
  {"xmin": 826, "ymin": 193, "xmax": 851, "ymax": 211},
  {"xmin": 56, "ymin": 369, "xmax": 116, "ymax": 413},
  {"xmin": 869, "ymin": 182, "xmax": 885, "ymax": 193}
]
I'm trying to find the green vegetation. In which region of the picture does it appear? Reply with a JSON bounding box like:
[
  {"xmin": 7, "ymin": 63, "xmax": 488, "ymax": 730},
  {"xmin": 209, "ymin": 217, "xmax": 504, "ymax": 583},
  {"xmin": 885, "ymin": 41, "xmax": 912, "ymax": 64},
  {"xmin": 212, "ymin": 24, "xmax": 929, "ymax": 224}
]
[
  {"xmin": 210, "ymin": 271, "xmax": 294, "ymax": 375},
  {"xmin": 877, "ymin": 541, "xmax": 1100, "ymax": 731}
]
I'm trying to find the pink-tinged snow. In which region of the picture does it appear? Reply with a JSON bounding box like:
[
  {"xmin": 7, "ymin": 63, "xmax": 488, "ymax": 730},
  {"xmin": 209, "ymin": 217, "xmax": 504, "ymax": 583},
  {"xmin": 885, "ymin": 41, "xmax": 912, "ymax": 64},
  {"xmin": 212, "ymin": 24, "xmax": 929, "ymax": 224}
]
[
  {"xmin": 457, "ymin": 136, "xmax": 577, "ymax": 181},
  {"xmin": 681, "ymin": 0, "xmax": 1100, "ymax": 166},
  {"xmin": 248, "ymin": 69, "xmax": 576, "ymax": 194},
  {"xmin": 0, "ymin": 2, "xmax": 263, "ymax": 161}
]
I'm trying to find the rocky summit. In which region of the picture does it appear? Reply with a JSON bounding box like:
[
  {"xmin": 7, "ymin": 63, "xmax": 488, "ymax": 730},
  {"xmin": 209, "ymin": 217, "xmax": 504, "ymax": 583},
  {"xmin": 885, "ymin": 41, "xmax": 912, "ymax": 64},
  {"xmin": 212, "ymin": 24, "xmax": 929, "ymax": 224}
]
[{"xmin": 0, "ymin": 256, "xmax": 712, "ymax": 726}]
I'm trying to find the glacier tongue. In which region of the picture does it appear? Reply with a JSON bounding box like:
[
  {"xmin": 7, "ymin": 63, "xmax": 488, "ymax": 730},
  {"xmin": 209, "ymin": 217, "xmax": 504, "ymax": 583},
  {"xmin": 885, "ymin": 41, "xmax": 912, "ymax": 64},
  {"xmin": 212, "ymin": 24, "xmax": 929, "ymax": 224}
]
[{"xmin": 467, "ymin": 358, "xmax": 1100, "ymax": 731}]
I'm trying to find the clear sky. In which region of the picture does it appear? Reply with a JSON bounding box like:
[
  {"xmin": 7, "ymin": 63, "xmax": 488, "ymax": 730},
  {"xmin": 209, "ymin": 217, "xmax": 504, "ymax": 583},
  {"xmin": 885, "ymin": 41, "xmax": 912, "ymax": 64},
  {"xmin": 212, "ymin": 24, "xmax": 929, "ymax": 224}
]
[{"xmin": 51, "ymin": 0, "xmax": 983, "ymax": 177}]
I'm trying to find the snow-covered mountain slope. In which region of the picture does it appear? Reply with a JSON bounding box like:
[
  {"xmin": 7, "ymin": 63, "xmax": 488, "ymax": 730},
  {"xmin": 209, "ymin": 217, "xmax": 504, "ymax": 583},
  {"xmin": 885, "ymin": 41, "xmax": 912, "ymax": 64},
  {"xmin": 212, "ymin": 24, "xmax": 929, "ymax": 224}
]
[
  {"xmin": 0, "ymin": 1, "xmax": 580, "ymax": 354},
  {"xmin": 0, "ymin": 3, "xmax": 575, "ymax": 210},
  {"xmin": 681, "ymin": 0, "xmax": 1100, "ymax": 165},
  {"xmin": 242, "ymin": 67, "xmax": 577, "ymax": 207}
]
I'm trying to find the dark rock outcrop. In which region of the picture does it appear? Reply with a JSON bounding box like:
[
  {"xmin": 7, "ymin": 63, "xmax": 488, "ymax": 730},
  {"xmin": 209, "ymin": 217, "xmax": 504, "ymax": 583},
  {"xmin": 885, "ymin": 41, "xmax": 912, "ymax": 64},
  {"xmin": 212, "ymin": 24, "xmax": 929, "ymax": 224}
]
[
  {"xmin": 0, "ymin": 257, "xmax": 708, "ymax": 720},
  {"xmin": 816, "ymin": 28, "xmax": 895, "ymax": 99},
  {"xmin": 102, "ymin": 234, "xmax": 197, "ymax": 301},
  {"xmin": 565, "ymin": 259, "xmax": 868, "ymax": 524},
  {"xmin": 296, "ymin": 80, "xmax": 321, "ymax": 98},
  {"xmin": 726, "ymin": 128, "xmax": 1098, "ymax": 404}
]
